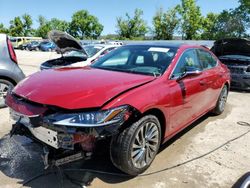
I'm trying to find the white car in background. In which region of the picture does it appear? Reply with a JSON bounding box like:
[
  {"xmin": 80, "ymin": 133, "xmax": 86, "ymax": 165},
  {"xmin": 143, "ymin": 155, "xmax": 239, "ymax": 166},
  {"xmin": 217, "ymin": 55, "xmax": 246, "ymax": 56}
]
[
  {"xmin": 107, "ymin": 41, "xmax": 123, "ymax": 45},
  {"xmin": 40, "ymin": 31, "xmax": 121, "ymax": 70}
]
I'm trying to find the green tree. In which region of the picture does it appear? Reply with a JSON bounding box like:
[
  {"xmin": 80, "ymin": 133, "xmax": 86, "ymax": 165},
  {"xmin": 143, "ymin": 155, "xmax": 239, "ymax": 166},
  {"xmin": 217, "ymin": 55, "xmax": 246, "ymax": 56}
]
[
  {"xmin": 49, "ymin": 18, "xmax": 69, "ymax": 32},
  {"xmin": 239, "ymin": 0, "xmax": 250, "ymax": 13},
  {"xmin": 0, "ymin": 23, "xmax": 9, "ymax": 34},
  {"xmin": 9, "ymin": 16, "xmax": 24, "ymax": 36},
  {"xmin": 215, "ymin": 9, "xmax": 248, "ymax": 38},
  {"xmin": 200, "ymin": 13, "xmax": 219, "ymax": 40},
  {"xmin": 153, "ymin": 7, "xmax": 179, "ymax": 40},
  {"xmin": 177, "ymin": 0, "xmax": 203, "ymax": 39},
  {"xmin": 116, "ymin": 9, "xmax": 147, "ymax": 39},
  {"xmin": 22, "ymin": 14, "xmax": 33, "ymax": 36},
  {"xmin": 35, "ymin": 16, "xmax": 51, "ymax": 38},
  {"xmin": 69, "ymin": 10, "xmax": 103, "ymax": 39}
]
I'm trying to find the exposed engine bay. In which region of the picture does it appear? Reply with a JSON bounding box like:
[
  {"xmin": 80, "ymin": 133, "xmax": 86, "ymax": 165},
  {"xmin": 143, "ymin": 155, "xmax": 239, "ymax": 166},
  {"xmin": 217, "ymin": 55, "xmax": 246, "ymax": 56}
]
[
  {"xmin": 40, "ymin": 56, "xmax": 87, "ymax": 70},
  {"xmin": 218, "ymin": 56, "xmax": 250, "ymax": 90}
]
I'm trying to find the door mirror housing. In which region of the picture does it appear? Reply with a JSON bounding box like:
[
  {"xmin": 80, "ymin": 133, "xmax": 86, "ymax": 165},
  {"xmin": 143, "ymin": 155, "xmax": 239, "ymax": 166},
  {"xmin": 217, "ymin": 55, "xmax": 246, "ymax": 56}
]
[{"xmin": 176, "ymin": 67, "xmax": 202, "ymax": 81}]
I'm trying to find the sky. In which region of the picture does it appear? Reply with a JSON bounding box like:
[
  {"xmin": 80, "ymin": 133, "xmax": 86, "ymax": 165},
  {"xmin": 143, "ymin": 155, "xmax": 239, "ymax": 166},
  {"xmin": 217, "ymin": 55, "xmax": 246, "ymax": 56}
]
[{"xmin": 0, "ymin": 0, "xmax": 240, "ymax": 35}]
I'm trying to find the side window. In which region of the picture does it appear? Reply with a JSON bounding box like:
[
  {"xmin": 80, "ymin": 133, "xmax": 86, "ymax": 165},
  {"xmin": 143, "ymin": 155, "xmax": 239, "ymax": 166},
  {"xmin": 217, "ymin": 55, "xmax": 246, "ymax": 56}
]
[
  {"xmin": 172, "ymin": 49, "xmax": 201, "ymax": 78},
  {"xmin": 197, "ymin": 49, "xmax": 217, "ymax": 70}
]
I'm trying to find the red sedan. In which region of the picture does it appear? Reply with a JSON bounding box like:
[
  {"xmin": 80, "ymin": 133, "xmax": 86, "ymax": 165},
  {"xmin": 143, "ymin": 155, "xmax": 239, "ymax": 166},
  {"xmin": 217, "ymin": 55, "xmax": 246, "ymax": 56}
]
[{"xmin": 6, "ymin": 43, "xmax": 230, "ymax": 175}]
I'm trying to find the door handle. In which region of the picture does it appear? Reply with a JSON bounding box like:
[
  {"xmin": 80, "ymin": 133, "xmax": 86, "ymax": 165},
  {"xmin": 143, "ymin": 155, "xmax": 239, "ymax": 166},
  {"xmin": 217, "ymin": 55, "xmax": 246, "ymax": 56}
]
[
  {"xmin": 199, "ymin": 80, "xmax": 206, "ymax": 86},
  {"xmin": 217, "ymin": 72, "xmax": 223, "ymax": 78}
]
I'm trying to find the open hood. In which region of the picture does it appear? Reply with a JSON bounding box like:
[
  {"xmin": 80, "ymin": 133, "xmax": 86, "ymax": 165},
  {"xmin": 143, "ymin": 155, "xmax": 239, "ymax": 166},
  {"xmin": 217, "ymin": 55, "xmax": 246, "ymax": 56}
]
[
  {"xmin": 211, "ymin": 38, "xmax": 250, "ymax": 57},
  {"xmin": 48, "ymin": 30, "xmax": 87, "ymax": 55}
]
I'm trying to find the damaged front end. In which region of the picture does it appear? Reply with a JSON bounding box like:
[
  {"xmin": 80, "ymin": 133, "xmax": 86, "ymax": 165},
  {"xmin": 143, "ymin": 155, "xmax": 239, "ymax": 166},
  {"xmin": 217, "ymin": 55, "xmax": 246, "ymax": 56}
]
[
  {"xmin": 219, "ymin": 56, "xmax": 250, "ymax": 90},
  {"xmin": 211, "ymin": 38, "xmax": 250, "ymax": 90},
  {"xmin": 6, "ymin": 92, "xmax": 138, "ymax": 168}
]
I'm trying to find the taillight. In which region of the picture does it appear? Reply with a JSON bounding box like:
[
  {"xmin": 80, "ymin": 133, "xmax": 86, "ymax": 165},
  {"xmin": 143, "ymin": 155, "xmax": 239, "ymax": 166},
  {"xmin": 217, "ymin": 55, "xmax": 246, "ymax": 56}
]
[{"xmin": 7, "ymin": 37, "xmax": 18, "ymax": 64}]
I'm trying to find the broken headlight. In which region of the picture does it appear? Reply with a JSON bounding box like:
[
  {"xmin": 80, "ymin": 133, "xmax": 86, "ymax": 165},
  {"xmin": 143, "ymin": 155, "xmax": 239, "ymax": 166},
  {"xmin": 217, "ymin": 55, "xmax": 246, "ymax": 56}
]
[{"xmin": 51, "ymin": 105, "xmax": 129, "ymax": 127}]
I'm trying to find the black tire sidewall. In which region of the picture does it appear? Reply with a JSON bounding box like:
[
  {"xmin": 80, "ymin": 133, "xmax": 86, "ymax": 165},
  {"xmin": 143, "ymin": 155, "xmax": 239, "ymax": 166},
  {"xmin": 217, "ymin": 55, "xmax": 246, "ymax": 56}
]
[
  {"xmin": 213, "ymin": 85, "xmax": 228, "ymax": 115},
  {"xmin": 110, "ymin": 115, "xmax": 161, "ymax": 175}
]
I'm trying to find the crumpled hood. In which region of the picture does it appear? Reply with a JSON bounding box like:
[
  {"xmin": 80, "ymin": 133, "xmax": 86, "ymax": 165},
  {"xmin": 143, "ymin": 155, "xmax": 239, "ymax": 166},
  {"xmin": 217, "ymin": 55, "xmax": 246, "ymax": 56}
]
[
  {"xmin": 13, "ymin": 67, "xmax": 155, "ymax": 109},
  {"xmin": 211, "ymin": 38, "xmax": 250, "ymax": 57}
]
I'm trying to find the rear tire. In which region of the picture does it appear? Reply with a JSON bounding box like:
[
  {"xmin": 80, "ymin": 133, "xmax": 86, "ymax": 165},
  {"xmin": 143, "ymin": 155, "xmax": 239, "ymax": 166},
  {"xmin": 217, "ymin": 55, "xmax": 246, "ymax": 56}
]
[
  {"xmin": 0, "ymin": 79, "xmax": 14, "ymax": 108},
  {"xmin": 110, "ymin": 115, "xmax": 161, "ymax": 175},
  {"xmin": 212, "ymin": 85, "xmax": 228, "ymax": 115}
]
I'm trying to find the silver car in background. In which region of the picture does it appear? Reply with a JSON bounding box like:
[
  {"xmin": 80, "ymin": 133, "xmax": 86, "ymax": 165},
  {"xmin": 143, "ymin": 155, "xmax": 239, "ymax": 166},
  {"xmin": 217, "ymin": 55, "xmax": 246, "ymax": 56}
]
[{"xmin": 0, "ymin": 34, "xmax": 25, "ymax": 107}]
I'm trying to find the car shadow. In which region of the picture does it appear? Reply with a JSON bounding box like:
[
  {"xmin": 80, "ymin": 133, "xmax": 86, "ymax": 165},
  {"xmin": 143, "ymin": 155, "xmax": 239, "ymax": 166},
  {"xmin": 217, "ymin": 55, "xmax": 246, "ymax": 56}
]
[
  {"xmin": 0, "ymin": 107, "xmax": 232, "ymax": 187},
  {"xmin": 158, "ymin": 113, "xmax": 210, "ymax": 153}
]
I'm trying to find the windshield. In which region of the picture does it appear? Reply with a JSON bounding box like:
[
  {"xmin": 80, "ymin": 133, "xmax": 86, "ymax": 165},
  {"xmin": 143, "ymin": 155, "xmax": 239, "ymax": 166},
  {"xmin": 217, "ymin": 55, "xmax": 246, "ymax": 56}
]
[
  {"xmin": 10, "ymin": 38, "xmax": 17, "ymax": 42},
  {"xmin": 83, "ymin": 45, "xmax": 104, "ymax": 57},
  {"xmin": 65, "ymin": 51, "xmax": 86, "ymax": 58},
  {"xmin": 40, "ymin": 41, "xmax": 50, "ymax": 45},
  {"xmin": 91, "ymin": 45, "xmax": 177, "ymax": 76},
  {"xmin": 31, "ymin": 41, "xmax": 39, "ymax": 45}
]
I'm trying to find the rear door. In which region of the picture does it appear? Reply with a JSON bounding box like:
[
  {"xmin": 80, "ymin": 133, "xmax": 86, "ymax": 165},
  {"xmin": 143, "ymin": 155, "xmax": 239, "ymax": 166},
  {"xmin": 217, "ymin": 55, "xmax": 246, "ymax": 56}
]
[
  {"xmin": 196, "ymin": 49, "xmax": 222, "ymax": 109},
  {"xmin": 169, "ymin": 49, "xmax": 208, "ymax": 131}
]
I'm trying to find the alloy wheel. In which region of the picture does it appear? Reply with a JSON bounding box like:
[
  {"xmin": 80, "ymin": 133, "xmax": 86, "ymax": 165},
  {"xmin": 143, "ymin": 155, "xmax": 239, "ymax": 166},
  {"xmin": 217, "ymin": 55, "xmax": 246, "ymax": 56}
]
[
  {"xmin": 219, "ymin": 87, "xmax": 227, "ymax": 111},
  {"xmin": 131, "ymin": 122, "xmax": 160, "ymax": 169}
]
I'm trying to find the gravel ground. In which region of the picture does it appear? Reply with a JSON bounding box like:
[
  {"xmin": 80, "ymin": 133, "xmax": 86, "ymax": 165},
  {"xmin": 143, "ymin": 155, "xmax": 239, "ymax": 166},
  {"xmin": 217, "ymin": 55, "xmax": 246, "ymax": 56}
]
[{"xmin": 0, "ymin": 50, "xmax": 249, "ymax": 188}]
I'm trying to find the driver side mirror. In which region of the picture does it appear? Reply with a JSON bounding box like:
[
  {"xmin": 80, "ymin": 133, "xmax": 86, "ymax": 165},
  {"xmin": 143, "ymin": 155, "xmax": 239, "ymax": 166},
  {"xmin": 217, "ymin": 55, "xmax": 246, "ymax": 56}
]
[{"xmin": 176, "ymin": 67, "xmax": 202, "ymax": 81}]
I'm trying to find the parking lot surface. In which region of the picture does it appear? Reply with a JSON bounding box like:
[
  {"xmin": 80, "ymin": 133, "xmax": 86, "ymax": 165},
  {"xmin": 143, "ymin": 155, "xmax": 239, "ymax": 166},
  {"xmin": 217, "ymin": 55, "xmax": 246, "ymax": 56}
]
[{"xmin": 0, "ymin": 50, "xmax": 250, "ymax": 188}]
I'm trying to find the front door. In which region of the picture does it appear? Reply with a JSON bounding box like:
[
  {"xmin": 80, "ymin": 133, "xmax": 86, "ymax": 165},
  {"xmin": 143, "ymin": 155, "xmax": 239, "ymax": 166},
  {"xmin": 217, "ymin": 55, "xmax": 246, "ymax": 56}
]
[{"xmin": 168, "ymin": 49, "xmax": 207, "ymax": 134}]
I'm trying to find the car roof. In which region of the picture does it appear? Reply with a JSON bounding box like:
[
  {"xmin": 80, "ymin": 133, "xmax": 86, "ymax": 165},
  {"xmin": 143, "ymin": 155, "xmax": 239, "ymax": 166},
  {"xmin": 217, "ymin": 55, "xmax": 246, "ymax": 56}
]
[
  {"xmin": 85, "ymin": 44, "xmax": 119, "ymax": 47},
  {"xmin": 125, "ymin": 42, "xmax": 184, "ymax": 48},
  {"xmin": 125, "ymin": 42, "xmax": 209, "ymax": 50}
]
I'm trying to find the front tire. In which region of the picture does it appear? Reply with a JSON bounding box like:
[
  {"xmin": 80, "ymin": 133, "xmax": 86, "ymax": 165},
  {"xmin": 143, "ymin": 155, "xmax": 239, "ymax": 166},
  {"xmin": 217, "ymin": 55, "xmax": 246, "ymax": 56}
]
[
  {"xmin": 110, "ymin": 115, "xmax": 161, "ymax": 175},
  {"xmin": 212, "ymin": 85, "xmax": 228, "ymax": 115},
  {"xmin": 0, "ymin": 79, "xmax": 14, "ymax": 108}
]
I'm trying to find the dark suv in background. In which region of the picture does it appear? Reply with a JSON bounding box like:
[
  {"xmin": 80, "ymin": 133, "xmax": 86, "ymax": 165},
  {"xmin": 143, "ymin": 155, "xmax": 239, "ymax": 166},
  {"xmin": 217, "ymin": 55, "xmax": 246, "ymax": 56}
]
[
  {"xmin": 211, "ymin": 38, "xmax": 250, "ymax": 90},
  {"xmin": 0, "ymin": 34, "xmax": 25, "ymax": 108}
]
